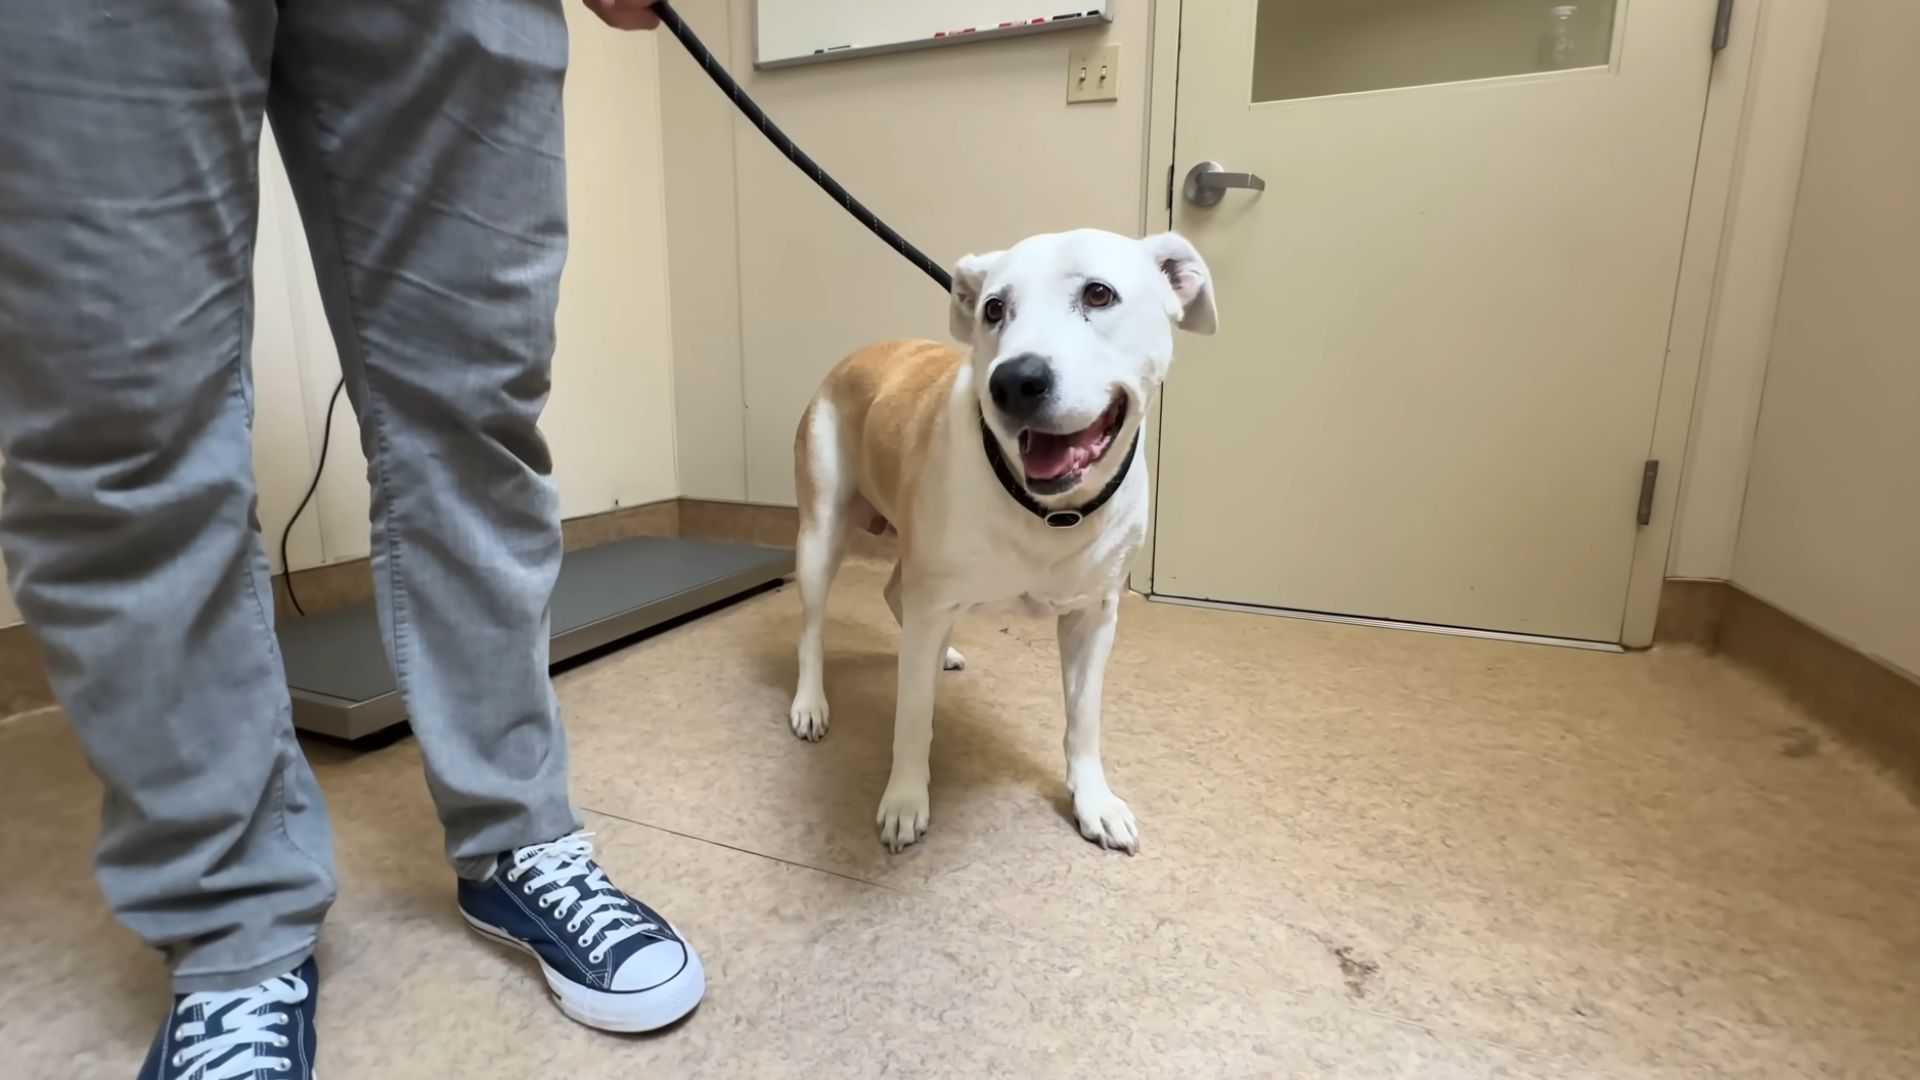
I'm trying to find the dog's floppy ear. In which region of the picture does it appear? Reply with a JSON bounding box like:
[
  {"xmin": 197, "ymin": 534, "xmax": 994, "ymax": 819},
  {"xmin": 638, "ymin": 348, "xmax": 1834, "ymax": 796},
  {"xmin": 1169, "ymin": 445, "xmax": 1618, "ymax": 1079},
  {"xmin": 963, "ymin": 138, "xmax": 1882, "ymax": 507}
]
[
  {"xmin": 1142, "ymin": 232, "xmax": 1217, "ymax": 335},
  {"xmin": 949, "ymin": 250, "xmax": 1004, "ymax": 345}
]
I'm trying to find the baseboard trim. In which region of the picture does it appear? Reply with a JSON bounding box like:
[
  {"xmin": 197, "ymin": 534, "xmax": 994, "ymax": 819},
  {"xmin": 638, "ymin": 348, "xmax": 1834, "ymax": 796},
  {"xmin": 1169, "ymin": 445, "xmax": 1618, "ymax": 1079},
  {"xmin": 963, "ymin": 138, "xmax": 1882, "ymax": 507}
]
[
  {"xmin": 1152, "ymin": 594, "xmax": 1625, "ymax": 652},
  {"xmin": 1656, "ymin": 578, "xmax": 1920, "ymax": 800}
]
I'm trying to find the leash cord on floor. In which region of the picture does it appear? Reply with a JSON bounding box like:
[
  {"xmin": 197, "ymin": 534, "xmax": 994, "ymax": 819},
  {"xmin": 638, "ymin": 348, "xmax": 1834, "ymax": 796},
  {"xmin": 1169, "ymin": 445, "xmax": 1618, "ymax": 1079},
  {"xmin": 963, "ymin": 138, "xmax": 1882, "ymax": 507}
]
[{"xmin": 278, "ymin": 2, "xmax": 949, "ymax": 615}]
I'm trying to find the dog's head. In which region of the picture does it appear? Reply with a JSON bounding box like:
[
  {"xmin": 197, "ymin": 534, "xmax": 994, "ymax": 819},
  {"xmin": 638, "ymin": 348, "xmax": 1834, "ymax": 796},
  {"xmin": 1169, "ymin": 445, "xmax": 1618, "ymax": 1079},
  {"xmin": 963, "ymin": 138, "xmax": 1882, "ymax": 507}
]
[{"xmin": 950, "ymin": 229, "xmax": 1215, "ymax": 502}]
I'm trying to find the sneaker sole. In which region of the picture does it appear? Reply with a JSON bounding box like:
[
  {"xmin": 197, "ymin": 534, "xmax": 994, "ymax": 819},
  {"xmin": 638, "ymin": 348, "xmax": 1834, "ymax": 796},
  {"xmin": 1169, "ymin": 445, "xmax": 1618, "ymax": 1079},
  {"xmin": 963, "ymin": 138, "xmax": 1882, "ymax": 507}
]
[{"xmin": 460, "ymin": 910, "xmax": 706, "ymax": 1033}]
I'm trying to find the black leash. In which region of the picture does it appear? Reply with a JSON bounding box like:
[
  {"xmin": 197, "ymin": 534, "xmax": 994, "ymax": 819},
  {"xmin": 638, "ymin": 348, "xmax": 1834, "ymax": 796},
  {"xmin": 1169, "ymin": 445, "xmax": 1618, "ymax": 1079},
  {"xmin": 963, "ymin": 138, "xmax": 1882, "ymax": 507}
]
[{"xmin": 653, "ymin": 2, "xmax": 953, "ymax": 294}]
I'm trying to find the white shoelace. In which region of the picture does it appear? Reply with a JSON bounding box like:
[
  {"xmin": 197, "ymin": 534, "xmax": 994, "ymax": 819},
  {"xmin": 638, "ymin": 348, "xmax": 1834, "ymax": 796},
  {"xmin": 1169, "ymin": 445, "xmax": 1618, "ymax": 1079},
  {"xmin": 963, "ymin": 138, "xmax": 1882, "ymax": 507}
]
[
  {"xmin": 168, "ymin": 970, "xmax": 308, "ymax": 1080},
  {"xmin": 505, "ymin": 831, "xmax": 659, "ymax": 964}
]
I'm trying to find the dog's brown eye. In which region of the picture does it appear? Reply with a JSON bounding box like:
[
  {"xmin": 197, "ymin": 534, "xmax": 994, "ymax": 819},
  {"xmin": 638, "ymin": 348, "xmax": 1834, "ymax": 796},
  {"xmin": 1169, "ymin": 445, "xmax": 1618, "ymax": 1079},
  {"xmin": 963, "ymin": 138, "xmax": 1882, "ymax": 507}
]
[
  {"xmin": 982, "ymin": 297, "xmax": 1006, "ymax": 324},
  {"xmin": 1082, "ymin": 281, "xmax": 1116, "ymax": 309}
]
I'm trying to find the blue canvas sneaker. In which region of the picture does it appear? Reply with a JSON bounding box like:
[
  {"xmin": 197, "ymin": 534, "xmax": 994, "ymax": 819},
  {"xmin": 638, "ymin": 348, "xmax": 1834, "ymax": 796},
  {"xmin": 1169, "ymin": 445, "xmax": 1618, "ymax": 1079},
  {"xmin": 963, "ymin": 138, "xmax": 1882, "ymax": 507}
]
[
  {"xmin": 457, "ymin": 831, "xmax": 704, "ymax": 1033},
  {"xmin": 138, "ymin": 958, "xmax": 318, "ymax": 1080}
]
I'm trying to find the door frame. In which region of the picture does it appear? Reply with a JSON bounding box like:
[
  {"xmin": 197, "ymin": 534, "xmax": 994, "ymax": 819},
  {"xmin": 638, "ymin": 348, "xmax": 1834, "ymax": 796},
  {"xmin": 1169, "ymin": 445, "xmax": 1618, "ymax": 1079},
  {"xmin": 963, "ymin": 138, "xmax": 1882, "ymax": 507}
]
[{"xmin": 1131, "ymin": 0, "xmax": 1765, "ymax": 647}]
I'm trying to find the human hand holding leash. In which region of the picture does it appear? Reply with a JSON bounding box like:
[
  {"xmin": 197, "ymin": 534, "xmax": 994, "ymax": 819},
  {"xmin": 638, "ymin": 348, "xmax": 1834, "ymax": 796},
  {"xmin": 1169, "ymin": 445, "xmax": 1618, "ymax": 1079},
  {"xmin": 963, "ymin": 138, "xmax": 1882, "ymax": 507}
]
[{"xmin": 585, "ymin": 0, "xmax": 661, "ymax": 30}]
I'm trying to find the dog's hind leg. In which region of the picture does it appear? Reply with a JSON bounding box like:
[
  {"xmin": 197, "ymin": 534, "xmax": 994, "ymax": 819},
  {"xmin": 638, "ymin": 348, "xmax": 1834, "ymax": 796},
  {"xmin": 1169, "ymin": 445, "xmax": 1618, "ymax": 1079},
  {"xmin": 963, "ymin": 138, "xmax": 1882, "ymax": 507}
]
[
  {"xmin": 789, "ymin": 400, "xmax": 854, "ymax": 742},
  {"xmin": 885, "ymin": 562, "xmax": 964, "ymax": 671}
]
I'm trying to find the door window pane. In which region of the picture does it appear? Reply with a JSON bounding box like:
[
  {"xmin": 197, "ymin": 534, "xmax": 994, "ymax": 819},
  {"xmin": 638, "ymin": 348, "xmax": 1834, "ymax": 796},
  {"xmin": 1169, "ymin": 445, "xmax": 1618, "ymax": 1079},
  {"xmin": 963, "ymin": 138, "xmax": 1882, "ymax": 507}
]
[{"xmin": 1253, "ymin": 0, "xmax": 1618, "ymax": 103}]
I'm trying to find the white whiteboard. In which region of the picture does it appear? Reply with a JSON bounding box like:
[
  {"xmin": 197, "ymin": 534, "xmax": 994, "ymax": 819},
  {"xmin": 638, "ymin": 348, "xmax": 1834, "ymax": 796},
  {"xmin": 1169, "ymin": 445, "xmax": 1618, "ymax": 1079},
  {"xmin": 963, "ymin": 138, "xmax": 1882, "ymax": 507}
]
[{"xmin": 755, "ymin": 1, "xmax": 1112, "ymax": 69}]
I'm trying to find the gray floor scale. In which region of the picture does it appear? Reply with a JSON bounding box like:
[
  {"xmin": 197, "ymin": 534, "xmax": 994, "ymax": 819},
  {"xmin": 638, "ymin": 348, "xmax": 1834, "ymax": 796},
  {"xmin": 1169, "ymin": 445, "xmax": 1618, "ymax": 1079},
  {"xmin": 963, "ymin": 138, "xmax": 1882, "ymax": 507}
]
[{"xmin": 280, "ymin": 535, "xmax": 794, "ymax": 740}]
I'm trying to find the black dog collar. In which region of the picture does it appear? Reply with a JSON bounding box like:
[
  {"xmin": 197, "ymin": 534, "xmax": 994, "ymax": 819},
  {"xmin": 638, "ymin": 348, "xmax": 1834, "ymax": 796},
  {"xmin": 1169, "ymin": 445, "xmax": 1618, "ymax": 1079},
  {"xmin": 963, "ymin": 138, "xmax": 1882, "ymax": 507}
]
[{"xmin": 978, "ymin": 412, "xmax": 1141, "ymax": 529}]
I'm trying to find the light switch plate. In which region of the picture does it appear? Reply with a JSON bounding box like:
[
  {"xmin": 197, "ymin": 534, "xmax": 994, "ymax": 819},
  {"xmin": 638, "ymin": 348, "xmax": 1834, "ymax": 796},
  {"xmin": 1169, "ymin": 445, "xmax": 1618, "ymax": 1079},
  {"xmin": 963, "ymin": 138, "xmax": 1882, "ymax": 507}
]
[{"xmin": 1067, "ymin": 43, "xmax": 1120, "ymax": 104}]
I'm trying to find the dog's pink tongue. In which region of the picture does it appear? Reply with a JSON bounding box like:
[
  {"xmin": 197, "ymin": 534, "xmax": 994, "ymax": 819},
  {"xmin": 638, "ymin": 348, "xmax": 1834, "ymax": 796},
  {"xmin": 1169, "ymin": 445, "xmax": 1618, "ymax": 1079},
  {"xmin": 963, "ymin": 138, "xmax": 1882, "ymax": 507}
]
[
  {"xmin": 1021, "ymin": 422, "xmax": 1108, "ymax": 481},
  {"xmin": 1022, "ymin": 436, "xmax": 1076, "ymax": 481}
]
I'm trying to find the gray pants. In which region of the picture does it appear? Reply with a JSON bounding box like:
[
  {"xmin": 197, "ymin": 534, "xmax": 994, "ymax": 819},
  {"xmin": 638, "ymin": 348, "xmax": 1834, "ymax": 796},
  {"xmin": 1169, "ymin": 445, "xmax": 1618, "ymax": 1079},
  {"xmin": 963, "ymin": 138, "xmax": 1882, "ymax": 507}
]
[{"xmin": 0, "ymin": 0, "xmax": 582, "ymax": 993}]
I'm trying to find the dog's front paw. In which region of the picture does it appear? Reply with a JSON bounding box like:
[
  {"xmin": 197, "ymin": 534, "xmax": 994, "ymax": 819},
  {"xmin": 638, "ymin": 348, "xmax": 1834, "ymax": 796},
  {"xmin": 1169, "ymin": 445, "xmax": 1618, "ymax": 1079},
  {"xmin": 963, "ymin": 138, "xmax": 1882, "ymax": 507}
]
[
  {"xmin": 788, "ymin": 695, "xmax": 830, "ymax": 742},
  {"xmin": 1073, "ymin": 790, "xmax": 1139, "ymax": 854},
  {"xmin": 875, "ymin": 782, "xmax": 931, "ymax": 853}
]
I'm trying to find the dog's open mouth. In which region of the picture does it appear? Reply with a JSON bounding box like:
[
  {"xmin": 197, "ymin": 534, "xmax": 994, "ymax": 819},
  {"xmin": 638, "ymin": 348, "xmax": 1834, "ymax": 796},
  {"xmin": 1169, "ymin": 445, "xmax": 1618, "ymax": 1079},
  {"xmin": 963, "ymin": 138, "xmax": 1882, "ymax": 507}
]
[{"xmin": 1017, "ymin": 392, "xmax": 1128, "ymax": 493}]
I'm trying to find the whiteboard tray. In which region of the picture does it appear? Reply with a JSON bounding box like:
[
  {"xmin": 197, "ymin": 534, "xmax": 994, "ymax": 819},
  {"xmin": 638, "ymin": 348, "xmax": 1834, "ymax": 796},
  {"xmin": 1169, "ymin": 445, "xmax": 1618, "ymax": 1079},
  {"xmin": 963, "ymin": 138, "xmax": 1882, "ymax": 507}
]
[{"xmin": 756, "ymin": 4, "xmax": 1111, "ymax": 70}]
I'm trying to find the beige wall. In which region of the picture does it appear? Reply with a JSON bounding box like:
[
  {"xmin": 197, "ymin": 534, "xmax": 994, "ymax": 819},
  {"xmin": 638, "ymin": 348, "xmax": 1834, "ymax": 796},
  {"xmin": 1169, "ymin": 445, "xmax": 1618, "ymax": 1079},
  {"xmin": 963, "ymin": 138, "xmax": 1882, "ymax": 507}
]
[
  {"xmin": 549, "ymin": 13, "xmax": 682, "ymax": 516},
  {"xmin": 14, "ymin": 0, "xmax": 1888, "ymax": 647},
  {"xmin": 1669, "ymin": 0, "xmax": 1829, "ymax": 580},
  {"xmin": 660, "ymin": 0, "xmax": 1158, "ymax": 505},
  {"xmin": 264, "ymin": 14, "xmax": 682, "ymax": 570},
  {"xmin": 0, "ymin": 10, "xmax": 680, "ymax": 629},
  {"xmin": 1729, "ymin": 0, "xmax": 1920, "ymax": 679},
  {"xmin": 660, "ymin": 0, "xmax": 748, "ymax": 500},
  {"xmin": 290, "ymin": 8, "xmax": 681, "ymax": 562}
]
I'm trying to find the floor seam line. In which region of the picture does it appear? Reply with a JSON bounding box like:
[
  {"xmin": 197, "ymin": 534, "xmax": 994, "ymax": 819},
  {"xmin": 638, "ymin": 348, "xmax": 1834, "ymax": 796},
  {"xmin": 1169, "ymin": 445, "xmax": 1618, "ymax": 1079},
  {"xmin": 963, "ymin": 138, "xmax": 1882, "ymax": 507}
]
[{"xmin": 578, "ymin": 804, "xmax": 908, "ymax": 893}]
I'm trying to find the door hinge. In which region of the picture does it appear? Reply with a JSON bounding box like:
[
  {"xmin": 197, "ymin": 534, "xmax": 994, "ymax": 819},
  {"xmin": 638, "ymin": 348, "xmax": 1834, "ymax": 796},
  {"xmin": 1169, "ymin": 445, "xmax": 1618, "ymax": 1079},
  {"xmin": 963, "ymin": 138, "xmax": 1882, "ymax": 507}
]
[
  {"xmin": 1712, "ymin": 0, "xmax": 1734, "ymax": 54},
  {"xmin": 1166, "ymin": 162, "xmax": 1175, "ymax": 212},
  {"xmin": 1636, "ymin": 460, "xmax": 1660, "ymax": 526}
]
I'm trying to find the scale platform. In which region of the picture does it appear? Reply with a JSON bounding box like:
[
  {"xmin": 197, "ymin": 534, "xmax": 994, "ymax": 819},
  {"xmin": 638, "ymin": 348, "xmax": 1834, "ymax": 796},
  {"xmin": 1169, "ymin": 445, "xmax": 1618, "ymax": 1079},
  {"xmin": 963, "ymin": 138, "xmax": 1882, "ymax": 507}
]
[{"xmin": 280, "ymin": 535, "xmax": 793, "ymax": 740}]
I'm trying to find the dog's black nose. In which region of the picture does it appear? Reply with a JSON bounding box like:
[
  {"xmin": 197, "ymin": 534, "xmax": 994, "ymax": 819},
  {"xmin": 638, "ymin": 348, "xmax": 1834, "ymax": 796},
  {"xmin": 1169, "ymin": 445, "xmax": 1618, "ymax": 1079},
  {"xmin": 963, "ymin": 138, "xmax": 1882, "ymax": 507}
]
[{"xmin": 988, "ymin": 354, "xmax": 1054, "ymax": 420}]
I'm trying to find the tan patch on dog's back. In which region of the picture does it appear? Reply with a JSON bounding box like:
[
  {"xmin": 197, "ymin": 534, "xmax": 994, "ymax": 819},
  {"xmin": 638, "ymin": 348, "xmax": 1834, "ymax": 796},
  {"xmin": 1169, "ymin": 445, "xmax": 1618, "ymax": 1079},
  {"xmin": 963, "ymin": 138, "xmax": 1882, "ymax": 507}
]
[{"xmin": 805, "ymin": 339, "xmax": 963, "ymax": 531}]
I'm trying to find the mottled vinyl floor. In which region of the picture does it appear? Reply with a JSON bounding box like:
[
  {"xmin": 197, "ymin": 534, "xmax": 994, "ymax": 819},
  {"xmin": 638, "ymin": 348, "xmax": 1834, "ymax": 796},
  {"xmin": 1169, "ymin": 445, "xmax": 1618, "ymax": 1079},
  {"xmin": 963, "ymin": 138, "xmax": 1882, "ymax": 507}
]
[{"xmin": 4, "ymin": 559, "xmax": 1919, "ymax": 1079}]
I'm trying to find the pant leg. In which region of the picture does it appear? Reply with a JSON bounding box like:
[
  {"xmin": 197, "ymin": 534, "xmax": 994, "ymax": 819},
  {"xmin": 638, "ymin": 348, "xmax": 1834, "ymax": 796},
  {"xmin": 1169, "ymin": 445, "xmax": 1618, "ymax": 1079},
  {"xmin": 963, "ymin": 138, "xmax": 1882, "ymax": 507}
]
[
  {"xmin": 0, "ymin": 1, "xmax": 338, "ymax": 992},
  {"xmin": 267, "ymin": 0, "xmax": 580, "ymax": 875}
]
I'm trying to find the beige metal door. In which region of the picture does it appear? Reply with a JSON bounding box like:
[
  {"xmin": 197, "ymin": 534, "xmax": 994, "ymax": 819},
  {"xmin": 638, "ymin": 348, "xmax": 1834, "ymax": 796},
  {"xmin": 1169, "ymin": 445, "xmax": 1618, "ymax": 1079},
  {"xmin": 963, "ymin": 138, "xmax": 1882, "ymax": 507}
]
[{"xmin": 1154, "ymin": 0, "xmax": 1720, "ymax": 642}]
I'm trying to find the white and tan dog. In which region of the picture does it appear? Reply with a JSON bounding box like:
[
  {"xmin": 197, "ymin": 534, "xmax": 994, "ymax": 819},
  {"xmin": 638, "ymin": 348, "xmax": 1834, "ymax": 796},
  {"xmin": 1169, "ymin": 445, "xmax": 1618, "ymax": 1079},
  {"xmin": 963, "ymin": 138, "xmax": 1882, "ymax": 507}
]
[{"xmin": 787, "ymin": 228, "xmax": 1216, "ymax": 853}]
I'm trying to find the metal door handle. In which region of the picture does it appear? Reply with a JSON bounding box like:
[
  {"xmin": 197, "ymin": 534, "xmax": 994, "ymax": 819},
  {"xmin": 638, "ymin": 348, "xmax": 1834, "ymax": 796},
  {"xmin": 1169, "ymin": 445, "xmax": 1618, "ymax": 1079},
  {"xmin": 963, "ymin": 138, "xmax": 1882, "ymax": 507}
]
[{"xmin": 1183, "ymin": 161, "xmax": 1267, "ymax": 207}]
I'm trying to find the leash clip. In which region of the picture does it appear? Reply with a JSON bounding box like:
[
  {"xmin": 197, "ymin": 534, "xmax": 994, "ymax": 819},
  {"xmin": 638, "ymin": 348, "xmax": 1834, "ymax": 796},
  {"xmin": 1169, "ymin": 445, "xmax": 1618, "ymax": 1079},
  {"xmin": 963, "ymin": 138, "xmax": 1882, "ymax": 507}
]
[{"xmin": 1044, "ymin": 510, "xmax": 1084, "ymax": 529}]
